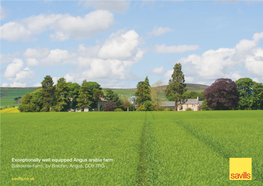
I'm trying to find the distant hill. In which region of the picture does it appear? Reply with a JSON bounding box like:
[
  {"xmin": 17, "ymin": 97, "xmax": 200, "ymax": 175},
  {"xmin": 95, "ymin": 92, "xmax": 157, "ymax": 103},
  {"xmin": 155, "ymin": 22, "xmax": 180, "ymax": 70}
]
[
  {"xmin": 103, "ymin": 83, "xmax": 208, "ymax": 92},
  {"xmin": 186, "ymin": 83, "xmax": 209, "ymax": 92},
  {"xmin": 0, "ymin": 84, "xmax": 209, "ymax": 107},
  {"xmin": 155, "ymin": 83, "xmax": 208, "ymax": 93},
  {"xmin": 103, "ymin": 83, "xmax": 209, "ymax": 99}
]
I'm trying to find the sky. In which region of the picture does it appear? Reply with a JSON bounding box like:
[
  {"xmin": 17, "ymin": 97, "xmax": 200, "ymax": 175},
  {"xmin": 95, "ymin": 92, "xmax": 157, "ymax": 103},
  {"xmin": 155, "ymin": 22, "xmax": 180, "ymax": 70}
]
[{"xmin": 1, "ymin": 0, "xmax": 263, "ymax": 88}]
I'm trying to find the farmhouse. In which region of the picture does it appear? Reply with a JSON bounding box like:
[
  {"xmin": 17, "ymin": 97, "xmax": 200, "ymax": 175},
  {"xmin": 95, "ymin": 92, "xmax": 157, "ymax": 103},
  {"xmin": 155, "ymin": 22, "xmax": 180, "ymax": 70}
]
[
  {"xmin": 160, "ymin": 97, "xmax": 203, "ymax": 111},
  {"xmin": 68, "ymin": 97, "xmax": 107, "ymax": 112}
]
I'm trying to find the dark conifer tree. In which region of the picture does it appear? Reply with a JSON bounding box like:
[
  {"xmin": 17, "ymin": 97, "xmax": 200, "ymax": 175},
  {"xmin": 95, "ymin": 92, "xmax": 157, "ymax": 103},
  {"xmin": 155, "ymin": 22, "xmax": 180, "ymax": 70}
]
[
  {"xmin": 135, "ymin": 76, "xmax": 151, "ymax": 106},
  {"xmin": 41, "ymin": 75, "xmax": 55, "ymax": 112},
  {"xmin": 165, "ymin": 63, "xmax": 187, "ymax": 111},
  {"xmin": 55, "ymin": 77, "xmax": 68, "ymax": 112}
]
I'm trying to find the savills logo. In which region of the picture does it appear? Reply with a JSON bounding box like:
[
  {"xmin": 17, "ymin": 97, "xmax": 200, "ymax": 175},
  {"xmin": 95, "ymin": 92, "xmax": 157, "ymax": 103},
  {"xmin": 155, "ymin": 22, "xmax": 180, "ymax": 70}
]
[
  {"xmin": 231, "ymin": 172, "xmax": 251, "ymax": 179},
  {"xmin": 229, "ymin": 158, "xmax": 252, "ymax": 180}
]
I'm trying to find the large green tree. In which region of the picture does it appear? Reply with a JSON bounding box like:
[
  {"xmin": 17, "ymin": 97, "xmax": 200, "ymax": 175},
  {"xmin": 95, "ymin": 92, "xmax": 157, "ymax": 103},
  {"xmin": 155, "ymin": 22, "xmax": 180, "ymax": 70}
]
[
  {"xmin": 66, "ymin": 82, "xmax": 80, "ymax": 110},
  {"xmin": 236, "ymin": 78, "xmax": 255, "ymax": 110},
  {"xmin": 18, "ymin": 89, "xmax": 43, "ymax": 112},
  {"xmin": 93, "ymin": 89, "xmax": 104, "ymax": 111},
  {"xmin": 55, "ymin": 78, "xmax": 68, "ymax": 112},
  {"xmin": 183, "ymin": 91, "xmax": 204, "ymax": 101},
  {"xmin": 252, "ymin": 82, "xmax": 263, "ymax": 110},
  {"xmin": 41, "ymin": 75, "xmax": 55, "ymax": 112},
  {"xmin": 76, "ymin": 80, "xmax": 93, "ymax": 111},
  {"xmin": 200, "ymin": 99, "xmax": 210, "ymax": 111},
  {"xmin": 30, "ymin": 89, "xmax": 43, "ymax": 112},
  {"xmin": 88, "ymin": 82, "xmax": 103, "ymax": 109},
  {"xmin": 104, "ymin": 89, "xmax": 119, "ymax": 103},
  {"xmin": 135, "ymin": 76, "xmax": 151, "ymax": 106},
  {"xmin": 143, "ymin": 76, "xmax": 151, "ymax": 102},
  {"xmin": 135, "ymin": 81, "xmax": 144, "ymax": 105},
  {"xmin": 165, "ymin": 63, "xmax": 188, "ymax": 111},
  {"xmin": 18, "ymin": 93, "xmax": 32, "ymax": 112}
]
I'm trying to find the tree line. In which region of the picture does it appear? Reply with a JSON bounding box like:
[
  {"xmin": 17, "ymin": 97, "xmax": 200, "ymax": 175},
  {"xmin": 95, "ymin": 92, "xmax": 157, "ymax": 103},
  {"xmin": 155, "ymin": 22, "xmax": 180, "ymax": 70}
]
[
  {"xmin": 18, "ymin": 75, "xmax": 135, "ymax": 112},
  {"xmin": 18, "ymin": 63, "xmax": 263, "ymax": 112}
]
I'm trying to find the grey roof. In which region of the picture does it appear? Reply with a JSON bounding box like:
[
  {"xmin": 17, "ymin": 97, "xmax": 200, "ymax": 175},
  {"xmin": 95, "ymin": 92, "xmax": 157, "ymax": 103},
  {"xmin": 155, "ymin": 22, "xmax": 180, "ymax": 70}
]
[
  {"xmin": 159, "ymin": 101, "xmax": 176, "ymax": 107},
  {"xmin": 185, "ymin": 99, "xmax": 198, "ymax": 104},
  {"xmin": 199, "ymin": 101, "xmax": 203, "ymax": 106},
  {"xmin": 160, "ymin": 98, "xmax": 199, "ymax": 107}
]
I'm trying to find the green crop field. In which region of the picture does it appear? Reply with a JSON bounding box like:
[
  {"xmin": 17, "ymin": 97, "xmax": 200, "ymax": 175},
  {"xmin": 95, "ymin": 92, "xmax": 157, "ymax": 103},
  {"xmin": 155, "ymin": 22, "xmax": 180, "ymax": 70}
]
[
  {"xmin": 1, "ymin": 111, "xmax": 262, "ymax": 185},
  {"xmin": 0, "ymin": 88, "xmax": 40, "ymax": 107}
]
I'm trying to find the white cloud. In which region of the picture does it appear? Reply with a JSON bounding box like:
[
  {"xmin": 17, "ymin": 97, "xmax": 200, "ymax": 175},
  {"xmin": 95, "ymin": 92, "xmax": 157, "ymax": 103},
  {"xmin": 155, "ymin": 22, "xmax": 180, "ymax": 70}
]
[
  {"xmin": 14, "ymin": 68, "xmax": 35, "ymax": 82},
  {"xmin": 3, "ymin": 58, "xmax": 35, "ymax": 87},
  {"xmin": 229, "ymin": 71, "xmax": 242, "ymax": 81},
  {"xmin": 62, "ymin": 30, "xmax": 143, "ymax": 86},
  {"xmin": 64, "ymin": 73, "xmax": 75, "ymax": 82},
  {"xmin": 44, "ymin": 49, "xmax": 74, "ymax": 64},
  {"xmin": 78, "ymin": 44, "xmax": 101, "ymax": 58},
  {"xmin": 185, "ymin": 76, "xmax": 194, "ymax": 83},
  {"xmin": 245, "ymin": 48, "xmax": 263, "ymax": 77},
  {"xmin": 165, "ymin": 69, "xmax": 173, "ymax": 79},
  {"xmin": 24, "ymin": 48, "xmax": 75, "ymax": 66},
  {"xmin": 235, "ymin": 39, "xmax": 257, "ymax": 52},
  {"xmin": 10, "ymin": 82, "xmax": 26, "ymax": 87},
  {"xmin": 0, "ymin": 53, "xmax": 19, "ymax": 64},
  {"xmin": 65, "ymin": 58, "xmax": 137, "ymax": 83},
  {"xmin": 82, "ymin": 0, "xmax": 129, "ymax": 13},
  {"xmin": 24, "ymin": 30, "xmax": 143, "ymax": 68},
  {"xmin": 176, "ymin": 48, "xmax": 238, "ymax": 83},
  {"xmin": 253, "ymin": 78, "xmax": 259, "ymax": 83},
  {"xmin": 98, "ymin": 30, "xmax": 143, "ymax": 60},
  {"xmin": 24, "ymin": 48, "xmax": 50, "ymax": 66},
  {"xmin": 4, "ymin": 29, "xmax": 143, "ymax": 87},
  {"xmin": 12, "ymin": 30, "xmax": 143, "ymax": 87},
  {"xmin": 52, "ymin": 77, "xmax": 59, "ymax": 85},
  {"xmin": 149, "ymin": 26, "xmax": 174, "ymax": 37},
  {"xmin": 4, "ymin": 58, "xmax": 24, "ymax": 79},
  {"xmin": 168, "ymin": 31, "xmax": 263, "ymax": 85},
  {"xmin": 50, "ymin": 31, "xmax": 69, "ymax": 41},
  {"xmin": 25, "ymin": 30, "xmax": 142, "ymax": 57},
  {"xmin": 253, "ymin": 32, "xmax": 263, "ymax": 42},
  {"xmin": 0, "ymin": 14, "xmax": 62, "ymax": 41},
  {"xmin": 1, "ymin": 83, "xmax": 9, "ymax": 87},
  {"xmin": 233, "ymin": 32, "xmax": 263, "ymax": 61},
  {"xmin": 151, "ymin": 66, "xmax": 164, "ymax": 75},
  {"xmin": 34, "ymin": 82, "xmax": 42, "ymax": 87},
  {"xmin": 0, "ymin": 10, "xmax": 114, "ymax": 41},
  {"xmin": 154, "ymin": 44, "xmax": 199, "ymax": 53},
  {"xmin": 52, "ymin": 10, "xmax": 114, "ymax": 40}
]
